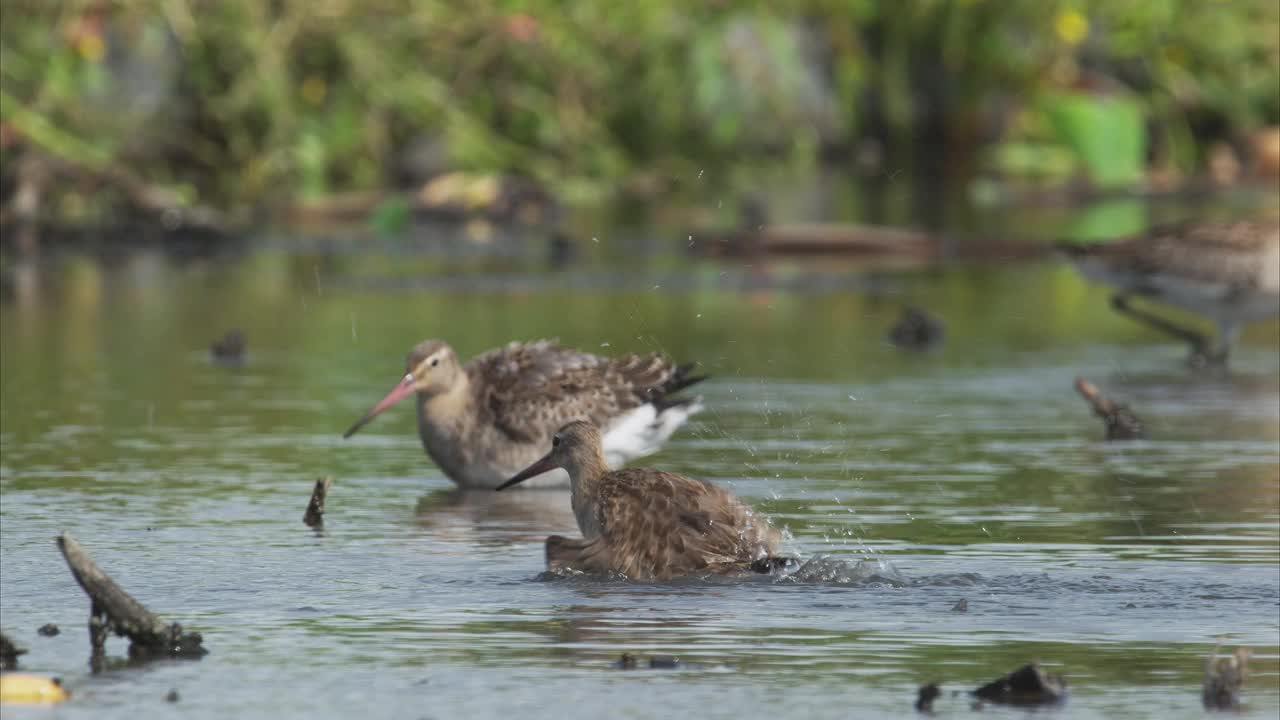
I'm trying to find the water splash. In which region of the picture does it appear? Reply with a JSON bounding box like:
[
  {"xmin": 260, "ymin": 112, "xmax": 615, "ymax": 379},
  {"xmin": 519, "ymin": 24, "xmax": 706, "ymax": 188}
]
[{"xmin": 777, "ymin": 555, "xmax": 908, "ymax": 586}]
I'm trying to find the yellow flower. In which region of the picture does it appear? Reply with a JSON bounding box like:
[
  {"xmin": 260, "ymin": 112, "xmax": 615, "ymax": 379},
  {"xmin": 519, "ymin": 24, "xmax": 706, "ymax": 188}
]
[
  {"xmin": 1054, "ymin": 8, "xmax": 1089, "ymax": 46},
  {"xmin": 76, "ymin": 33, "xmax": 105, "ymax": 63}
]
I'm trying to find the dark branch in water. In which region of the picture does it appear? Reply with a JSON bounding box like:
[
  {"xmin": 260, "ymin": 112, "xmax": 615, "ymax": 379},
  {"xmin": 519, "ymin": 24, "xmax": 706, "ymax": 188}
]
[
  {"xmin": 55, "ymin": 533, "xmax": 207, "ymax": 668},
  {"xmin": 1074, "ymin": 377, "xmax": 1145, "ymax": 440},
  {"xmin": 304, "ymin": 477, "xmax": 333, "ymax": 528}
]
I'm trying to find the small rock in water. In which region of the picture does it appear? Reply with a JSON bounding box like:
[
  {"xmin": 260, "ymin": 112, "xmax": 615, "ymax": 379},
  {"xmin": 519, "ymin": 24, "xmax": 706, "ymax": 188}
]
[
  {"xmin": 210, "ymin": 329, "xmax": 246, "ymax": 363},
  {"xmin": 888, "ymin": 306, "xmax": 945, "ymax": 351},
  {"xmin": 972, "ymin": 662, "xmax": 1067, "ymax": 706},
  {"xmin": 1203, "ymin": 645, "xmax": 1249, "ymax": 710},
  {"xmin": 165, "ymin": 689, "xmax": 181, "ymax": 703},
  {"xmin": 37, "ymin": 624, "xmax": 59, "ymax": 637},
  {"xmin": 915, "ymin": 682, "xmax": 941, "ymax": 712},
  {"xmin": 950, "ymin": 599, "xmax": 968, "ymax": 613}
]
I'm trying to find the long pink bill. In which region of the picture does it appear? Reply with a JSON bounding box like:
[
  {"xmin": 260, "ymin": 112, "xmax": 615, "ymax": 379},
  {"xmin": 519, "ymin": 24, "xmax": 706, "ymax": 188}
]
[
  {"xmin": 495, "ymin": 452, "xmax": 558, "ymax": 491},
  {"xmin": 342, "ymin": 373, "xmax": 417, "ymax": 438}
]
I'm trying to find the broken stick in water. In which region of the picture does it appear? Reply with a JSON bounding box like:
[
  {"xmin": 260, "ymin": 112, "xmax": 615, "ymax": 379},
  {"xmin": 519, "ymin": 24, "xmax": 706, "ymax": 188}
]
[
  {"xmin": 304, "ymin": 477, "xmax": 333, "ymax": 527},
  {"xmin": 55, "ymin": 533, "xmax": 207, "ymax": 666},
  {"xmin": 0, "ymin": 631, "xmax": 26, "ymax": 670},
  {"xmin": 1203, "ymin": 644, "xmax": 1249, "ymax": 710},
  {"xmin": 1074, "ymin": 377, "xmax": 1145, "ymax": 440}
]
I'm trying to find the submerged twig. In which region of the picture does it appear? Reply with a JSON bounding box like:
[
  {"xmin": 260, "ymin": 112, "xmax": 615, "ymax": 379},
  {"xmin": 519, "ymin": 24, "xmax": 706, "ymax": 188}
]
[
  {"xmin": 55, "ymin": 533, "xmax": 207, "ymax": 668},
  {"xmin": 1074, "ymin": 377, "xmax": 1145, "ymax": 440},
  {"xmin": 303, "ymin": 477, "xmax": 333, "ymax": 528}
]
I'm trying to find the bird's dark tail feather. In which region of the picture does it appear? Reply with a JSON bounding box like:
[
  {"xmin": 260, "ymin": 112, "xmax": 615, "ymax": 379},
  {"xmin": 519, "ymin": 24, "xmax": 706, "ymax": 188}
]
[{"xmin": 650, "ymin": 362, "xmax": 709, "ymax": 411}]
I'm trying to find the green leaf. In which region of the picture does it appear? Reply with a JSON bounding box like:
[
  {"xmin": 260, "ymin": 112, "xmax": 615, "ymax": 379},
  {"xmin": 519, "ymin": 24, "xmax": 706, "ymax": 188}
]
[{"xmin": 1043, "ymin": 91, "xmax": 1147, "ymax": 190}]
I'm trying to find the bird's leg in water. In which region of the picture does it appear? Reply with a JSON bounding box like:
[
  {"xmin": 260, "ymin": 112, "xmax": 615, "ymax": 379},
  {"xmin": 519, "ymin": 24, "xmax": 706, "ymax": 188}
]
[{"xmin": 1110, "ymin": 295, "xmax": 1221, "ymax": 366}]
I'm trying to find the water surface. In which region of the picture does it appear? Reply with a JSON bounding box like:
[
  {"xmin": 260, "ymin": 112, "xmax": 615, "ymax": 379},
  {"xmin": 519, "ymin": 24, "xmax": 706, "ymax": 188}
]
[{"xmin": 2, "ymin": 214, "xmax": 1278, "ymax": 718}]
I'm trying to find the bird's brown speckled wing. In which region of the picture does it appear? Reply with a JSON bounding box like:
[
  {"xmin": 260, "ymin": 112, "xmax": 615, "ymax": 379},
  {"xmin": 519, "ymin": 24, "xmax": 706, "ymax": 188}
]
[
  {"xmin": 593, "ymin": 469, "xmax": 780, "ymax": 580},
  {"xmin": 466, "ymin": 340, "xmax": 700, "ymax": 443},
  {"xmin": 1088, "ymin": 219, "xmax": 1280, "ymax": 289},
  {"xmin": 545, "ymin": 535, "xmax": 614, "ymax": 574}
]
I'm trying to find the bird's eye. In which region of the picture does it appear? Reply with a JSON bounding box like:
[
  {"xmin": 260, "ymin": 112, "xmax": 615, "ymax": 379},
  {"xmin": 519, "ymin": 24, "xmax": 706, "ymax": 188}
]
[
  {"xmin": 552, "ymin": 435, "xmax": 561, "ymax": 448},
  {"xmin": 430, "ymin": 358, "xmax": 439, "ymax": 367}
]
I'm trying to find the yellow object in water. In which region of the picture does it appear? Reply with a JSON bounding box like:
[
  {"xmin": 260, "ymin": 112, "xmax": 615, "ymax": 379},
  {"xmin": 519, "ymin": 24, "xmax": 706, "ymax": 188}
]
[{"xmin": 0, "ymin": 673, "xmax": 69, "ymax": 704}]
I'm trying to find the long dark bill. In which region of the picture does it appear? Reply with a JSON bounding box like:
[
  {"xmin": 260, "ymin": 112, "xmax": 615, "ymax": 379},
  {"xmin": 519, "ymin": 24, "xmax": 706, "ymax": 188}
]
[
  {"xmin": 342, "ymin": 373, "xmax": 416, "ymax": 439},
  {"xmin": 495, "ymin": 452, "xmax": 558, "ymax": 491}
]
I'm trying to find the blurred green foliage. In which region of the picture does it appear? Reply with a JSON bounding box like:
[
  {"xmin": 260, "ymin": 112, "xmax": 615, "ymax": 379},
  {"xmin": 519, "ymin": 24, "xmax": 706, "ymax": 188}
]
[{"xmin": 1, "ymin": 0, "xmax": 1277, "ymax": 217}]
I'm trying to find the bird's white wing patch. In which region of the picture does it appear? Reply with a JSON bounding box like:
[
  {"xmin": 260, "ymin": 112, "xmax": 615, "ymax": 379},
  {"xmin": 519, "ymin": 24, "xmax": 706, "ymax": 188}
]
[{"xmin": 601, "ymin": 398, "xmax": 703, "ymax": 468}]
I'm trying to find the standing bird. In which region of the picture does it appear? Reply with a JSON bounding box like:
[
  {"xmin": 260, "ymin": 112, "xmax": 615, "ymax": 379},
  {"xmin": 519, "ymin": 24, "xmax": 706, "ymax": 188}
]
[
  {"xmin": 343, "ymin": 340, "xmax": 705, "ymax": 488},
  {"xmin": 1061, "ymin": 218, "xmax": 1280, "ymax": 367},
  {"xmin": 497, "ymin": 421, "xmax": 784, "ymax": 580}
]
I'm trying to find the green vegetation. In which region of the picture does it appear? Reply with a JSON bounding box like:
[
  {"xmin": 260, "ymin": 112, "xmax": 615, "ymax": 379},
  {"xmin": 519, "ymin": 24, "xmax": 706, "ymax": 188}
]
[{"xmin": 1, "ymin": 1, "xmax": 1277, "ymax": 223}]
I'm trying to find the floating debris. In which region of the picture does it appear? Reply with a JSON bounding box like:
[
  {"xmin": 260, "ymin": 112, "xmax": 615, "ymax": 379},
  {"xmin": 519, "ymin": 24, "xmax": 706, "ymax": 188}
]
[
  {"xmin": 888, "ymin": 307, "xmax": 945, "ymax": 351},
  {"xmin": 37, "ymin": 623, "xmax": 59, "ymax": 637},
  {"xmin": 647, "ymin": 655, "xmax": 681, "ymax": 669},
  {"xmin": 56, "ymin": 533, "xmax": 208, "ymax": 667},
  {"xmin": 915, "ymin": 682, "xmax": 941, "ymax": 712},
  {"xmin": 303, "ymin": 477, "xmax": 333, "ymax": 528},
  {"xmin": 972, "ymin": 662, "xmax": 1067, "ymax": 706},
  {"xmin": 613, "ymin": 653, "xmax": 715, "ymax": 671},
  {"xmin": 210, "ymin": 329, "xmax": 246, "ymax": 363},
  {"xmin": 1074, "ymin": 378, "xmax": 1145, "ymax": 440},
  {"xmin": 1203, "ymin": 645, "xmax": 1249, "ymax": 710},
  {"xmin": 0, "ymin": 631, "xmax": 26, "ymax": 670},
  {"xmin": 0, "ymin": 674, "xmax": 68, "ymax": 705}
]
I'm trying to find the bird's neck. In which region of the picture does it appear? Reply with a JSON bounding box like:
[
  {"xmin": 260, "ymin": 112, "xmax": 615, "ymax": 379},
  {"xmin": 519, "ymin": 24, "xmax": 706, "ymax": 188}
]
[
  {"xmin": 566, "ymin": 452, "xmax": 610, "ymax": 535},
  {"xmin": 416, "ymin": 375, "xmax": 475, "ymax": 441}
]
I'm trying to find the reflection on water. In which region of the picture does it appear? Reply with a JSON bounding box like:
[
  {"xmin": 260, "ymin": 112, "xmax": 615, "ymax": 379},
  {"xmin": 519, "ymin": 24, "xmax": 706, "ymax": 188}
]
[
  {"xmin": 414, "ymin": 488, "xmax": 578, "ymax": 546},
  {"xmin": 1, "ymin": 214, "xmax": 1277, "ymax": 719}
]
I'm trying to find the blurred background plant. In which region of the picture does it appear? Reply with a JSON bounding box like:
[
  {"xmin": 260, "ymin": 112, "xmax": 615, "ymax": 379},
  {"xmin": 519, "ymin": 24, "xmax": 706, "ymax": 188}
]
[{"xmin": 1, "ymin": 0, "xmax": 1277, "ymax": 231}]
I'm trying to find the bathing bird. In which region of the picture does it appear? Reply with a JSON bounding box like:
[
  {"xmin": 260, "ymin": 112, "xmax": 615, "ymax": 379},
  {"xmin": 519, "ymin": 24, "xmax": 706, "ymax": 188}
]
[
  {"xmin": 497, "ymin": 421, "xmax": 783, "ymax": 580},
  {"xmin": 344, "ymin": 340, "xmax": 705, "ymax": 488}
]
